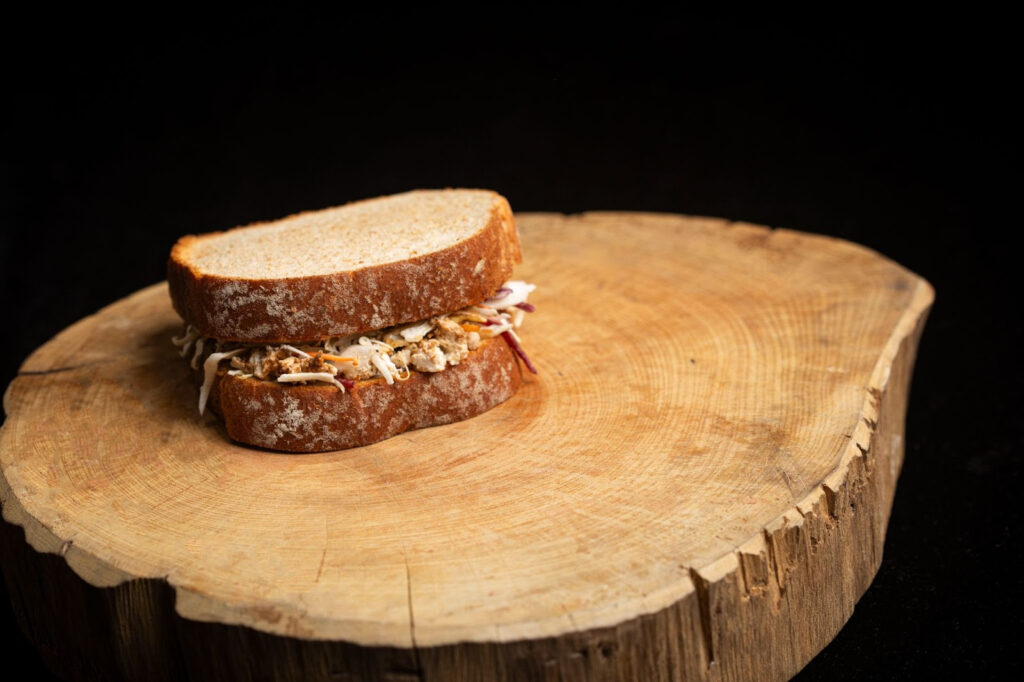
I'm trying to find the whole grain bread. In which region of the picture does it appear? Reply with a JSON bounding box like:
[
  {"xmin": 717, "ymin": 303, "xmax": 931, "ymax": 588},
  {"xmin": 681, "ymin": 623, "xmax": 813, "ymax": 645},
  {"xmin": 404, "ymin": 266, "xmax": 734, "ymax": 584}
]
[
  {"xmin": 168, "ymin": 189, "xmax": 521, "ymax": 342},
  {"xmin": 206, "ymin": 337, "xmax": 523, "ymax": 452}
]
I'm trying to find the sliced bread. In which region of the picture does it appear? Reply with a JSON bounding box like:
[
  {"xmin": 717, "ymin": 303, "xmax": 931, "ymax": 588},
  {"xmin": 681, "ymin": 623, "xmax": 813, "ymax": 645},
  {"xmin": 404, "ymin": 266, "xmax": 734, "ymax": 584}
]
[{"xmin": 168, "ymin": 189, "xmax": 521, "ymax": 342}]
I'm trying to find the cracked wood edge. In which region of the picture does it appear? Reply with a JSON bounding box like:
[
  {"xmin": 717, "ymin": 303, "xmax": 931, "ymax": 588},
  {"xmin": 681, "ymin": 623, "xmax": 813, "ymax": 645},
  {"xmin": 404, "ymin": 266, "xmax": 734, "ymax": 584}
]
[
  {"xmin": 688, "ymin": 276, "xmax": 932, "ymax": 679},
  {"xmin": 0, "ymin": 221, "xmax": 934, "ymax": 681}
]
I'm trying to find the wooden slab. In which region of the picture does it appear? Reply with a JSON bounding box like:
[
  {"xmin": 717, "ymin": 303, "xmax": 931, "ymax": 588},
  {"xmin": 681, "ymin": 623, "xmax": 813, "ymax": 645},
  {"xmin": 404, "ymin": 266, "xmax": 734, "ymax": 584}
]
[{"xmin": 0, "ymin": 212, "xmax": 932, "ymax": 681}]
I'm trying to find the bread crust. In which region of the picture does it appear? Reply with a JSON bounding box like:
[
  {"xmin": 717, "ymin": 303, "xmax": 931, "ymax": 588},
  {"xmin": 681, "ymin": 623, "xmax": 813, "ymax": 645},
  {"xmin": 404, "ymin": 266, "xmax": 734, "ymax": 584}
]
[
  {"xmin": 167, "ymin": 190, "xmax": 521, "ymax": 342},
  {"xmin": 206, "ymin": 337, "xmax": 523, "ymax": 453}
]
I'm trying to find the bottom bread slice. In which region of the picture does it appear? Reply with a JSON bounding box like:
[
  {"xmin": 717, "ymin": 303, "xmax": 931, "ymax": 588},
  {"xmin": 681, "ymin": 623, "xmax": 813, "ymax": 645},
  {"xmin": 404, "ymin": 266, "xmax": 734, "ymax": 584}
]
[{"xmin": 207, "ymin": 337, "xmax": 524, "ymax": 452}]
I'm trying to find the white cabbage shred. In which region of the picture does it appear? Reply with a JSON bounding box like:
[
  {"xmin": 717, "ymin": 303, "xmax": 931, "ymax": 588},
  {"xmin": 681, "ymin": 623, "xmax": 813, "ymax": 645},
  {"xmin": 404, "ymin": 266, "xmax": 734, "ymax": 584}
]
[
  {"xmin": 277, "ymin": 373, "xmax": 348, "ymax": 391},
  {"xmin": 199, "ymin": 348, "xmax": 244, "ymax": 415},
  {"xmin": 280, "ymin": 344, "xmax": 312, "ymax": 358}
]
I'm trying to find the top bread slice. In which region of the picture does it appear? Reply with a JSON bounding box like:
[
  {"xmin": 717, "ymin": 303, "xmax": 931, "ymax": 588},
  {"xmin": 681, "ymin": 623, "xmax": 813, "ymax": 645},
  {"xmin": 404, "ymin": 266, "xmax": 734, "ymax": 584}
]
[{"xmin": 168, "ymin": 189, "xmax": 521, "ymax": 342}]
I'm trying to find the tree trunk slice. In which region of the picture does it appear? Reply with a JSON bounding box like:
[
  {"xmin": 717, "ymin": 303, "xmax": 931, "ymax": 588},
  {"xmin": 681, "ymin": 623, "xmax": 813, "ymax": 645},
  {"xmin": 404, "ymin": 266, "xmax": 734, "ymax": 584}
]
[{"xmin": 0, "ymin": 212, "xmax": 933, "ymax": 681}]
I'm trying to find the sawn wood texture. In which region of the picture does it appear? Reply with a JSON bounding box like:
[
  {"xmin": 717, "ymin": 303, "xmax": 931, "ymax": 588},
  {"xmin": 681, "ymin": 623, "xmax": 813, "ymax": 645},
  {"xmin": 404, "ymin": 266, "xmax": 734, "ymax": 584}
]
[{"xmin": 0, "ymin": 212, "xmax": 933, "ymax": 681}]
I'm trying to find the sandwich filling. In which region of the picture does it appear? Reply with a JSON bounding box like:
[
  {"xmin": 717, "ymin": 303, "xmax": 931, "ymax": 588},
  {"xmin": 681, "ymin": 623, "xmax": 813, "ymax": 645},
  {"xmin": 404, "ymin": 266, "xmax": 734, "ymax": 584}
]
[{"xmin": 172, "ymin": 280, "xmax": 537, "ymax": 415}]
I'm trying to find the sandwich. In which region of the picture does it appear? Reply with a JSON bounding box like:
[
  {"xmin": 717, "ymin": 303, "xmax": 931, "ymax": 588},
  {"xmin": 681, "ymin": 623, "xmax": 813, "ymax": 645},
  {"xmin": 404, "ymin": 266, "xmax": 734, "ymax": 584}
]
[{"xmin": 167, "ymin": 189, "xmax": 536, "ymax": 452}]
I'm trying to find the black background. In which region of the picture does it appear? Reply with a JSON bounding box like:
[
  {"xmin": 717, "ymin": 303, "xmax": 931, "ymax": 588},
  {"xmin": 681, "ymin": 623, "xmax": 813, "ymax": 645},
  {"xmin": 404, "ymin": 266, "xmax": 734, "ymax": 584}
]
[{"xmin": 1, "ymin": 16, "xmax": 1019, "ymax": 680}]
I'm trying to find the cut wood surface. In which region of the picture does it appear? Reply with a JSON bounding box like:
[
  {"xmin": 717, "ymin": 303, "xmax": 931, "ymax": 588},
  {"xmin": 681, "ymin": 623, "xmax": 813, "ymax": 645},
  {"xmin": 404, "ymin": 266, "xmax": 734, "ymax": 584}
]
[{"xmin": 0, "ymin": 212, "xmax": 933, "ymax": 681}]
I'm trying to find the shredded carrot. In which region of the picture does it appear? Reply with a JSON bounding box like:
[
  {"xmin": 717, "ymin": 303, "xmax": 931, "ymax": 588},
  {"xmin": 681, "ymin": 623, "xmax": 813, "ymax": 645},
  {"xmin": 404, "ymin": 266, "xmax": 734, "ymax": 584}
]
[
  {"xmin": 461, "ymin": 323, "xmax": 480, "ymax": 332},
  {"xmin": 322, "ymin": 355, "xmax": 357, "ymax": 364}
]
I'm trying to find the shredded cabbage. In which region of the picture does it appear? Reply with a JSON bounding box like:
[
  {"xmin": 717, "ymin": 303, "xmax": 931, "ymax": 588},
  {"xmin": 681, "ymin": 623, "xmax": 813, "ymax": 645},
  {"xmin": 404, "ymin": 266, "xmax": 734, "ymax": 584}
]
[
  {"xmin": 484, "ymin": 280, "xmax": 536, "ymax": 309},
  {"xmin": 172, "ymin": 325, "xmax": 201, "ymax": 358},
  {"xmin": 277, "ymin": 372, "xmax": 348, "ymax": 391},
  {"xmin": 199, "ymin": 348, "xmax": 244, "ymax": 415},
  {"xmin": 280, "ymin": 344, "xmax": 312, "ymax": 358},
  {"xmin": 370, "ymin": 353, "xmax": 398, "ymax": 385},
  {"xmin": 398, "ymin": 320, "xmax": 434, "ymax": 342}
]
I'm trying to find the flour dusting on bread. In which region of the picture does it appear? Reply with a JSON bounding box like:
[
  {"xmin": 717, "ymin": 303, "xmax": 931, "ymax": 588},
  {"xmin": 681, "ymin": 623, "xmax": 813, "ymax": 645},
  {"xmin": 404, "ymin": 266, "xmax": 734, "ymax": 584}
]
[
  {"xmin": 169, "ymin": 189, "xmax": 533, "ymax": 452},
  {"xmin": 169, "ymin": 190, "xmax": 520, "ymax": 342}
]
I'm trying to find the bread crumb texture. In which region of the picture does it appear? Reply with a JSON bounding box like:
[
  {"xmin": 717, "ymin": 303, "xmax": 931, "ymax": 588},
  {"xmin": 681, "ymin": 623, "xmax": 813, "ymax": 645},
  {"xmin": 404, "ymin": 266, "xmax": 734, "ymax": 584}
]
[
  {"xmin": 182, "ymin": 189, "xmax": 500, "ymax": 278},
  {"xmin": 168, "ymin": 189, "xmax": 521, "ymax": 341}
]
